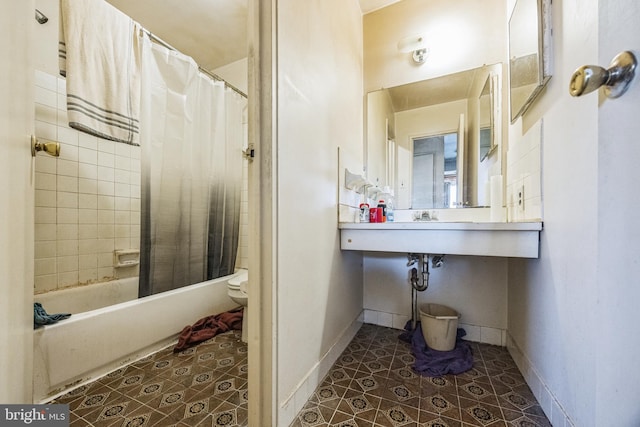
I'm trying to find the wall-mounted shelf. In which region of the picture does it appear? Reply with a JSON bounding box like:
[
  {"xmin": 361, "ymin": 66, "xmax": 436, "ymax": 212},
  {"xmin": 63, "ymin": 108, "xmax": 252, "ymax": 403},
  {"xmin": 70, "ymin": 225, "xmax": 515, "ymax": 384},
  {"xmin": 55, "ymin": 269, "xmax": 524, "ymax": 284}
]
[{"xmin": 339, "ymin": 221, "xmax": 542, "ymax": 258}]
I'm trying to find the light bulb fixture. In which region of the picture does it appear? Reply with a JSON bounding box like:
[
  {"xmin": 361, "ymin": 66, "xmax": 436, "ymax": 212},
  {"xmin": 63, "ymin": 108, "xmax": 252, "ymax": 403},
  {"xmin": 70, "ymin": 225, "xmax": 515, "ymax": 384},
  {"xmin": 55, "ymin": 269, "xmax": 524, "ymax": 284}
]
[{"xmin": 397, "ymin": 34, "xmax": 428, "ymax": 65}]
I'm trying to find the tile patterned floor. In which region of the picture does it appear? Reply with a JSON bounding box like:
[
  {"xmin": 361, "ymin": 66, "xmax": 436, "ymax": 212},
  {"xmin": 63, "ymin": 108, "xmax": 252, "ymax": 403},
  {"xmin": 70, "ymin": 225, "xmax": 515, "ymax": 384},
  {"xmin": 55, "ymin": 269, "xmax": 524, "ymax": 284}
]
[
  {"xmin": 290, "ymin": 324, "xmax": 551, "ymax": 427},
  {"xmin": 53, "ymin": 330, "xmax": 248, "ymax": 426},
  {"xmin": 52, "ymin": 324, "xmax": 550, "ymax": 427}
]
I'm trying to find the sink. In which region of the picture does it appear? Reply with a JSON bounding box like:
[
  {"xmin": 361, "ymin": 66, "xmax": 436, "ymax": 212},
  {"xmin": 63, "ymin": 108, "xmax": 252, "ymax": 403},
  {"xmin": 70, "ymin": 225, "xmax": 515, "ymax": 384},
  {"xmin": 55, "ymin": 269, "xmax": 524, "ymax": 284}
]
[{"xmin": 338, "ymin": 221, "xmax": 542, "ymax": 258}]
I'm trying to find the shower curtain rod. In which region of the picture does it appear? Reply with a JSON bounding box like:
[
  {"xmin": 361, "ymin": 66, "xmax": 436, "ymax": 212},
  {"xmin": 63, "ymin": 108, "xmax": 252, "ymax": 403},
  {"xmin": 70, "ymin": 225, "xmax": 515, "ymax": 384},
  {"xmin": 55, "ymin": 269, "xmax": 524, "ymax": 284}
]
[{"xmin": 143, "ymin": 29, "xmax": 247, "ymax": 99}]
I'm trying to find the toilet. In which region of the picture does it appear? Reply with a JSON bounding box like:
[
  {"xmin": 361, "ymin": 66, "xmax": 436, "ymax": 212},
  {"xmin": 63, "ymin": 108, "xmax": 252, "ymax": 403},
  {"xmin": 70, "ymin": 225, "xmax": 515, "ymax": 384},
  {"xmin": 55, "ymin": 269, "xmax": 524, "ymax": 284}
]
[{"xmin": 227, "ymin": 269, "xmax": 248, "ymax": 342}]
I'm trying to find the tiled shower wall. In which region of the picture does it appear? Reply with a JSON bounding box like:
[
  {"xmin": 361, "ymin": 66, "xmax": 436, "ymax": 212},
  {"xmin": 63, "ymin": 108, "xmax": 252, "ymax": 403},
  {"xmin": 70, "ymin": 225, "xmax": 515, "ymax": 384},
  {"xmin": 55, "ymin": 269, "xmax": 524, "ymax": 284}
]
[
  {"xmin": 34, "ymin": 70, "xmax": 141, "ymax": 293},
  {"xmin": 34, "ymin": 70, "xmax": 249, "ymax": 294}
]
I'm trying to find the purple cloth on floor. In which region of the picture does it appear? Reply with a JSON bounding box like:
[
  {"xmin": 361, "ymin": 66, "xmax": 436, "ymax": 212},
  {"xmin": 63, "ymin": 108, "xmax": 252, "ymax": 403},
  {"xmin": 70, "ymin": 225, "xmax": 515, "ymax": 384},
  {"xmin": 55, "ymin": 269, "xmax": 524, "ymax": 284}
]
[{"xmin": 399, "ymin": 321, "xmax": 473, "ymax": 377}]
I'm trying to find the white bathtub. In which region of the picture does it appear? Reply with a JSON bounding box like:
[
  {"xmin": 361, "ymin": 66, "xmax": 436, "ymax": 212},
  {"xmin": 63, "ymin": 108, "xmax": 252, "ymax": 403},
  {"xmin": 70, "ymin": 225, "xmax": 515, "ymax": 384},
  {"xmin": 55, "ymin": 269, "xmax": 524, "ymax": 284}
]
[
  {"xmin": 33, "ymin": 273, "xmax": 239, "ymax": 402},
  {"xmin": 34, "ymin": 278, "xmax": 139, "ymax": 315}
]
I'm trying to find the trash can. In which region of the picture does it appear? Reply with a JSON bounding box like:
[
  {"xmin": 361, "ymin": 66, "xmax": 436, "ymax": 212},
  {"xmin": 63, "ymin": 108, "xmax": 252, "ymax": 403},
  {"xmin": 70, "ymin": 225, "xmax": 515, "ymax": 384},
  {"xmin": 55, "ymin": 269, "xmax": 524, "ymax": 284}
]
[{"xmin": 419, "ymin": 303, "xmax": 460, "ymax": 351}]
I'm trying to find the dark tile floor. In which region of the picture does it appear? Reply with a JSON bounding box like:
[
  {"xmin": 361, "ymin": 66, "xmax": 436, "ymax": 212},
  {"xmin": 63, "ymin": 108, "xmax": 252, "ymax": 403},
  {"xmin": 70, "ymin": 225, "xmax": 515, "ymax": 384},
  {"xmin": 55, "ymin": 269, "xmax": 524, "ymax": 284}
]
[
  {"xmin": 290, "ymin": 324, "xmax": 551, "ymax": 427},
  {"xmin": 53, "ymin": 324, "xmax": 550, "ymax": 427},
  {"xmin": 53, "ymin": 329, "xmax": 248, "ymax": 426}
]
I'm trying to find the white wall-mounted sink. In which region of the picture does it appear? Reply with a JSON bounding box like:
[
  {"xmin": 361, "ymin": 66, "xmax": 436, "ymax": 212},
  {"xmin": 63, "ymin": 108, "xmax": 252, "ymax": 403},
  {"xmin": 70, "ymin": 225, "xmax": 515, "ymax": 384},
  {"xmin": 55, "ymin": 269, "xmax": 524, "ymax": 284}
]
[{"xmin": 339, "ymin": 221, "xmax": 542, "ymax": 258}]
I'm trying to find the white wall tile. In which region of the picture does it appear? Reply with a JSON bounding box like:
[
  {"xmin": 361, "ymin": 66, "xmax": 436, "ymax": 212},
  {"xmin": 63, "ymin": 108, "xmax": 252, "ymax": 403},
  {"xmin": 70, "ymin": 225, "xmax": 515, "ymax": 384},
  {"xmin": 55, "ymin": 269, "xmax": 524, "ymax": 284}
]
[
  {"xmin": 97, "ymin": 253, "xmax": 113, "ymax": 268},
  {"xmin": 115, "ymin": 169, "xmax": 131, "ymax": 184},
  {"xmin": 35, "ymin": 207, "xmax": 56, "ymax": 224},
  {"xmin": 79, "ymin": 178, "xmax": 98, "ymax": 194},
  {"xmin": 35, "ymin": 103, "xmax": 57, "ymax": 125},
  {"xmin": 57, "ymin": 175, "xmax": 78, "ymax": 193},
  {"xmin": 58, "ymin": 126, "xmax": 78, "ymax": 146},
  {"xmin": 35, "ymin": 224, "xmax": 57, "ymax": 241},
  {"xmin": 98, "ymin": 140, "xmax": 116, "ymax": 154},
  {"xmin": 56, "ymin": 191, "xmax": 78, "ymax": 209},
  {"xmin": 34, "ymin": 274, "xmax": 58, "ymax": 293},
  {"xmin": 114, "ymin": 155, "xmax": 131, "ymax": 171},
  {"xmin": 78, "ymin": 209, "xmax": 97, "ymax": 225},
  {"xmin": 114, "ymin": 182, "xmax": 130, "ymax": 197},
  {"xmin": 97, "ymin": 239, "xmax": 114, "ymax": 253},
  {"xmin": 115, "ymin": 211, "xmax": 130, "ymax": 225},
  {"xmin": 57, "ymin": 224, "xmax": 78, "ymax": 240},
  {"xmin": 57, "ymin": 159, "xmax": 78, "ymax": 177},
  {"xmin": 98, "ymin": 210, "xmax": 114, "ymax": 224},
  {"xmin": 98, "ymin": 152, "xmax": 115, "ymax": 168},
  {"xmin": 35, "ymin": 87, "xmax": 57, "ymax": 108},
  {"xmin": 130, "ymin": 185, "xmax": 140, "ymax": 199},
  {"xmin": 35, "ymin": 70, "xmax": 57, "ymax": 91},
  {"xmin": 57, "ymin": 240, "xmax": 78, "ymax": 257},
  {"xmin": 78, "ymin": 269, "xmax": 98, "ymax": 284},
  {"xmin": 58, "ymin": 142, "xmax": 79, "ymax": 161},
  {"xmin": 78, "ymin": 163, "xmax": 97, "ymax": 180},
  {"xmin": 35, "ymin": 258, "xmax": 56, "ymax": 276},
  {"xmin": 78, "ymin": 194, "xmax": 98, "ymax": 209},
  {"xmin": 97, "ymin": 180, "xmax": 114, "ymax": 196},
  {"xmin": 98, "ymin": 225, "xmax": 114, "ymax": 239},
  {"xmin": 35, "ymin": 156, "xmax": 56, "ymax": 174},
  {"xmin": 57, "ymin": 256, "xmax": 78, "ymax": 273},
  {"xmin": 97, "ymin": 166, "xmax": 115, "ymax": 182},
  {"xmin": 35, "ymin": 241, "xmax": 56, "ymax": 258},
  {"xmin": 79, "ymin": 239, "xmax": 98, "ymax": 254},
  {"xmin": 58, "ymin": 271, "xmax": 79, "ymax": 287},
  {"xmin": 78, "ymin": 133, "xmax": 98, "ymax": 150},
  {"xmin": 98, "ymin": 195, "xmax": 115, "ymax": 210},
  {"xmin": 57, "ymin": 207, "xmax": 78, "ymax": 224},
  {"xmin": 35, "ymin": 172, "xmax": 57, "ymax": 191},
  {"xmin": 35, "ymin": 120, "xmax": 57, "ymax": 141},
  {"xmin": 115, "ymin": 225, "xmax": 130, "ymax": 238},
  {"xmin": 79, "ymin": 254, "xmax": 97, "ymax": 270},
  {"xmin": 78, "ymin": 225, "xmax": 98, "ymax": 239},
  {"xmin": 35, "ymin": 190, "xmax": 56, "ymax": 207},
  {"xmin": 78, "ymin": 147, "xmax": 97, "ymax": 164},
  {"xmin": 98, "ymin": 267, "xmax": 114, "ymax": 280}
]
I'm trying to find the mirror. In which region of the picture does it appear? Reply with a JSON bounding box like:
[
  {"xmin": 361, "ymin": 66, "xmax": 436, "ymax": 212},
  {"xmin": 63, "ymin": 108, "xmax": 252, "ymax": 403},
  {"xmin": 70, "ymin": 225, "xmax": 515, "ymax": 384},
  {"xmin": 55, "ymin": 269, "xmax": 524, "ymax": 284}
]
[
  {"xmin": 367, "ymin": 64, "xmax": 501, "ymax": 209},
  {"xmin": 508, "ymin": 0, "xmax": 552, "ymax": 122}
]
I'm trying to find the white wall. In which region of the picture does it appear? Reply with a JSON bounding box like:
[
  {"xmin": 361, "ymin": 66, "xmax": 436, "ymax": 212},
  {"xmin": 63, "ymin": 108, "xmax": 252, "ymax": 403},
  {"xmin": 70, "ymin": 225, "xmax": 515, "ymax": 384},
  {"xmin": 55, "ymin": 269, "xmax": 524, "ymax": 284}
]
[
  {"xmin": 275, "ymin": 1, "xmax": 365, "ymax": 425},
  {"xmin": 364, "ymin": 254, "xmax": 509, "ymax": 344},
  {"xmin": 1, "ymin": 1, "xmax": 35, "ymax": 403},
  {"xmin": 363, "ymin": 0, "xmax": 506, "ymax": 92}
]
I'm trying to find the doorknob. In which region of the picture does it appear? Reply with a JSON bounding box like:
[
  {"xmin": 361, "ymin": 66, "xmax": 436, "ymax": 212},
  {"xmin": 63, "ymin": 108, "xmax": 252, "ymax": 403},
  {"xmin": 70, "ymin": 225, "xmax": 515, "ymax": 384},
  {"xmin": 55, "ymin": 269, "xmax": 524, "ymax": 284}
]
[{"xmin": 569, "ymin": 51, "xmax": 637, "ymax": 98}]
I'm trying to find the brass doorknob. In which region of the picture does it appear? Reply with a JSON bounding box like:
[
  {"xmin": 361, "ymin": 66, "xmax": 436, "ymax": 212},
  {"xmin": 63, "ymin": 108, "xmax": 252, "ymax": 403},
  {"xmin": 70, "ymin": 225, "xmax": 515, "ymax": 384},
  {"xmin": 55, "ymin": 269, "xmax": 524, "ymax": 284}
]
[
  {"xmin": 569, "ymin": 51, "xmax": 637, "ymax": 98},
  {"xmin": 31, "ymin": 135, "xmax": 60, "ymax": 157}
]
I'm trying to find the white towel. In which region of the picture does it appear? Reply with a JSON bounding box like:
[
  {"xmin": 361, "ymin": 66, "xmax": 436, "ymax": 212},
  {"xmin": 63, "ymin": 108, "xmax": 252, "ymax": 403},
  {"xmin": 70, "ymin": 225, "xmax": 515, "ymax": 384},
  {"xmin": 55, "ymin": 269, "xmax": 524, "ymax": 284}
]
[{"xmin": 59, "ymin": 0, "xmax": 142, "ymax": 146}]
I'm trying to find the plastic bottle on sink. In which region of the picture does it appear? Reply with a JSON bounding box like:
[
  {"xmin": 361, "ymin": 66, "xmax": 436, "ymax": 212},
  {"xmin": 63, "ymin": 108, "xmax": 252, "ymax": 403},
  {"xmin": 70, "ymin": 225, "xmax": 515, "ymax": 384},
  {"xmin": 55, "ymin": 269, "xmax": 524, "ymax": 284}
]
[{"xmin": 380, "ymin": 186, "xmax": 395, "ymax": 222}]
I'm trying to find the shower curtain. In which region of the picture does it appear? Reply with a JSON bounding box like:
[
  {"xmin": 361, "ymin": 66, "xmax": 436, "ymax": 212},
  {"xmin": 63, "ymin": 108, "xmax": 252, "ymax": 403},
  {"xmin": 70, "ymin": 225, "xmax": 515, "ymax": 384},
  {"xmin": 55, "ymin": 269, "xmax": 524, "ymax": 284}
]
[{"xmin": 138, "ymin": 36, "xmax": 245, "ymax": 297}]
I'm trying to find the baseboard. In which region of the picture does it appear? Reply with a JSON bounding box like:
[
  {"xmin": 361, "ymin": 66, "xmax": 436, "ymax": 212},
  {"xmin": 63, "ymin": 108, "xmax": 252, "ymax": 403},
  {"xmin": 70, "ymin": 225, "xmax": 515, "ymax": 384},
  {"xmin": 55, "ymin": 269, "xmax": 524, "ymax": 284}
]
[
  {"xmin": 278, "ymin": 311, "xmax": 364, "ymax": 427},
  {"xmin": 506, "ymin": 332, "xmax": 575, "ymax": 427},
  {"xmin": 363, "ymin": 308, "xmax": 508, "ymax": 346}
]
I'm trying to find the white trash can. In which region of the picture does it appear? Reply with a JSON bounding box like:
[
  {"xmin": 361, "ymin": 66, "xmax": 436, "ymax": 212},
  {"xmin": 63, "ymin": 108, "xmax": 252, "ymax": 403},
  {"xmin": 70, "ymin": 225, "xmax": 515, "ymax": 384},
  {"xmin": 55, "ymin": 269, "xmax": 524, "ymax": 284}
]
[{"xmin": 419, "ymin": 303, "xmax": 460, "ymax": 351}]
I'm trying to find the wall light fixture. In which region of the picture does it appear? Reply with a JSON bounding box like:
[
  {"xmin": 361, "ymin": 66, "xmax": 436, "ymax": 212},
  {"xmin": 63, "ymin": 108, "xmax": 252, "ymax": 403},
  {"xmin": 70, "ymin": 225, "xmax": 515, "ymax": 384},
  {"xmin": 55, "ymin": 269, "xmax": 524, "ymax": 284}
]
[{"xmin": 397, "ymin": 35, "xmax": 428, "ymax": 65}]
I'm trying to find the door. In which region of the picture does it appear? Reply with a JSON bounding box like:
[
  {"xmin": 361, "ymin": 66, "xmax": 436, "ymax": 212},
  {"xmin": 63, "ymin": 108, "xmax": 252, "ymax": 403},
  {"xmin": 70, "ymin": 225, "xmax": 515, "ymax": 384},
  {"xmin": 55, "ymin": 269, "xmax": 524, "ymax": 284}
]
[
  {"xmin": 595, "ymin": 0, "xmax": 640, "ymax": 424},
  {"xmin": 0, "ymin": 2, "xmax": 35, "ymax": 402}
]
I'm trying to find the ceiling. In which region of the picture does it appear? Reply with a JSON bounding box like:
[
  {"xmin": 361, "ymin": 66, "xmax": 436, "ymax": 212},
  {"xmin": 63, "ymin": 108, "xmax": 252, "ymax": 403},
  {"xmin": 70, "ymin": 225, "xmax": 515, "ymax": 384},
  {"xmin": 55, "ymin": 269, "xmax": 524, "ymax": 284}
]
[
  {"xmin": 106, "ymin": 0, "xmax": 248, "ymax": 71},
  {"xmin": 106, "ymin": 0, "xmax": 400, "ymax": 72}
]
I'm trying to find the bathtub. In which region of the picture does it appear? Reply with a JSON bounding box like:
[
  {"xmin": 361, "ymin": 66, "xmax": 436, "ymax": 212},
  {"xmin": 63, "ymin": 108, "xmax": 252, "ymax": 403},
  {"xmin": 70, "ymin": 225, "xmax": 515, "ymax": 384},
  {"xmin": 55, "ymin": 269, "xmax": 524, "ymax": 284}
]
[
  {"xmin": 33, "ymin": 273, "xmax": 239, "ymax": 403},
  {"xmin": 34, "ymin": 278, "xmax": 139, "ymax": 315}
]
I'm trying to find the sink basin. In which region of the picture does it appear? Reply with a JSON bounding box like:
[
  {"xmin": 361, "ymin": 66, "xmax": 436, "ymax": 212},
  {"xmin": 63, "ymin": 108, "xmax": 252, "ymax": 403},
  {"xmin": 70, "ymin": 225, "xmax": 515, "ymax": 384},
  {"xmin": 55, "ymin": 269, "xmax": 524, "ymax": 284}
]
[{"xmin": 338, "ymin": 221, "xmax": 543, "ymax": 258}]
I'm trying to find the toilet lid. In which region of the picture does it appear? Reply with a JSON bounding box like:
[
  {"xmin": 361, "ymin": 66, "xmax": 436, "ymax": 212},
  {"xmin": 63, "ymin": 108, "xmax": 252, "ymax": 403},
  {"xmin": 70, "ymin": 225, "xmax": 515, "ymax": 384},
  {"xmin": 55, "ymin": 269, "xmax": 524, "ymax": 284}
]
[{"xmin": 229, "ymin": 269, "xmax": 249, "ymax": 287}]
